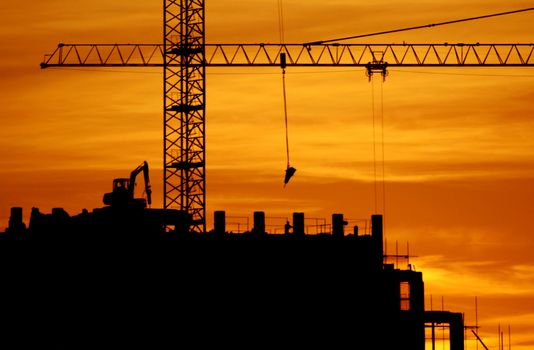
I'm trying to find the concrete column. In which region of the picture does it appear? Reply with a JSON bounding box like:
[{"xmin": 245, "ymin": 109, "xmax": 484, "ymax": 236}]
[
  {"xmin": 292, "ymin": 212, "xmax": 305, "ymax": 236},
  {"xmin": 214, "ymin": 211, "xmax": 226, "ymax": 235},
  {"xmin": 332, "ymin": 214, "xmax": 346, "ymax": 238},
  {"xmin": 372, "ymin": 214, "xmax": 384, "ymax": 269},
  {"xmin": 253, "ymin": 211, "xmax": 265, "ymax": 234}
]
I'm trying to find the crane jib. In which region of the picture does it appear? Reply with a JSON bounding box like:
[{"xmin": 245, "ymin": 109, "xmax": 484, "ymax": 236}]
[{"xmin": 41, "ymin": 43, "xmax": 534, "ymax": 68}]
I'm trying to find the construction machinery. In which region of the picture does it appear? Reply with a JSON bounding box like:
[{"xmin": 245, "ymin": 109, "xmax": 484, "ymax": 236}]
[
  {"xmin": 103, "ymin": 161, "xmax": 152, "ymax": 209},
  {"xmin": 89, "ymin": 160, "xmax": 188, "ymax": 237}
]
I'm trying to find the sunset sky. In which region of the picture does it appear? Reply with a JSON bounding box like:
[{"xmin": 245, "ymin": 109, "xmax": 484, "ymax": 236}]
[{"xmin": 1, "ymin": 0, "xmax": 533, "ymax": 348}]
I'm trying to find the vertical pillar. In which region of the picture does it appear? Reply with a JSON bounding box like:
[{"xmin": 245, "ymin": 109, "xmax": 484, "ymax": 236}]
[
  {"xmin": 332, "ymin": 213, "xmax": 346, "ymax": 238},
  {"xmin": 164, "ymin": 0, "xmax": 206, "ymax": 233},
  {"xmin": 214, "ymin": 211, "xmax": 226, "ymax": 235},
  {"xmin": 292, "ymin": 212, "xmax": 305, "ymax": 236},
  {"xmin": 253, "ymin": 211, "xmax": 265, "ymax": 234},
  {"xmin": 450, "ymin": 313, "xmax": 465, "ymax": 350},
  {"xmin": 372, "ymin": 214, "xmax": 383, "ymax": 269},
  {"xmin": 7, "ymin": 207, "xmax": 25, "ymax": 234}
]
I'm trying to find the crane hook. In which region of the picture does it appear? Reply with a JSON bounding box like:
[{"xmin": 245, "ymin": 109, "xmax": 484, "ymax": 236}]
[{"xmin": 284, "ymin": 166, "xmax": 297, "ymax": 187}]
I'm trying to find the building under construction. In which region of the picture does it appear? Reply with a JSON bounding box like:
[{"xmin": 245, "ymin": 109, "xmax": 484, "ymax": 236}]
[
  {"xmin": 2, "ymin": 201, "xmax": 465, "ymax": 349},
  {"xmin": 8, "ymin": 1, "xmax": 527, "ymax": 347}
]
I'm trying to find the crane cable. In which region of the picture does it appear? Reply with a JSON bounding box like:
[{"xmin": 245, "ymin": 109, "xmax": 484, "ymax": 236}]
[
  {"xmin": 278, "ymin": 0, "xmax": 296, "ymax": 186},
  {"xmin": 279, "ymin": 0, "xmax": 289, "ymax": 167},
  {"xmin": 306, "ymin": 7, "xmax": 534, "ymax": 45},
  {"xmin": 371, "ymin": 78, "xmax": 378, "ymax": 213},
  {"xmin": 282, "ymin": 69, "xmax": 290, "ymax": 169},
  {"xmin": 380, "ymin": 78, "xmax": 387, "ymax": 225},
  {"xmin": 370, "ymin": 76, "xmax": 387, "ymax": 216},
  {"xmin": 277, "ymin": 0, "xmax": 286, "ymax": 44}
]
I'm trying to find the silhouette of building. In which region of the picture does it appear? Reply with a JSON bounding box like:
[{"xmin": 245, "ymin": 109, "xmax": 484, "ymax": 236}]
[{"xmin": 1, "ymin": 206, "xmax": 465, "ymax": 349}]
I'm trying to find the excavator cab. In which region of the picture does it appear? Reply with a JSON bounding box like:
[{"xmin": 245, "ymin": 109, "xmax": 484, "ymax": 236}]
[
  {"xmin": 112, "ymin": 178, "xmax": 131, "ymax": 193},
  {"xmin": 103, "ymin": 178, "xmax": 144, "ymax": 208}
]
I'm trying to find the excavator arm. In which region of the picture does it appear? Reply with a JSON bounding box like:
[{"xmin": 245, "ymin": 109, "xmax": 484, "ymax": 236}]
[{"xmin": 129, "ymin": 161, "xmax": 152, "ymax": 206}]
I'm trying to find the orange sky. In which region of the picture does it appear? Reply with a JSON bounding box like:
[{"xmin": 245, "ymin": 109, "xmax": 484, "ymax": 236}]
[{"xmin": 1, "ymin": 1, "xmax": 533, "ymax": 348}]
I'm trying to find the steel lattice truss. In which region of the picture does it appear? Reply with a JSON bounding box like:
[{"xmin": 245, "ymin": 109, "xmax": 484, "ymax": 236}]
[
  {"xmin": 164, "ymin": 0, "xmax": 205, "ymax": 232},
  {"xmin": 42, "ymin": 43, "xmax": 534, "ymax": 67}
]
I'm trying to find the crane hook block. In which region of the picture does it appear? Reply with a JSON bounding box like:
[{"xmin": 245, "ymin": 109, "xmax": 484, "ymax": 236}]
[
  {"xmin": 280, "ymin": 52, "xmax": 287, "ymax": 70},
  {"xmin": 284, "ymin": 166, "xmax": 297, "ymax": 187}
]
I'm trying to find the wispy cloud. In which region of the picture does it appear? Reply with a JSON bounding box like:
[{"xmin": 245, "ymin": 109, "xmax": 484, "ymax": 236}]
[{"xmin": 416, "ymin": 256, "xmax": 534, "ymax": 296}]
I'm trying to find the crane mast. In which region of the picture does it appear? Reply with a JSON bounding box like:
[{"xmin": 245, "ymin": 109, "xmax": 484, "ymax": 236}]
[
  {"xmin": 40, "ymin": 2, "xmax": 533, "ymax": 234},
  {"xmin": 164, "ymin": 1, "xmax": 205, "ymax": 232}
]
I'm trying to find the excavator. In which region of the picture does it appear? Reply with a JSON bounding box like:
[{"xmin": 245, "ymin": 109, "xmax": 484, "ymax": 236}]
[
  {"xmin": 92, "ymin": 160, "xmax": 191, "ymax": 235},
  {"xmin": 103, "ymin": 161, "xmax": 152, "ymax": 209}
]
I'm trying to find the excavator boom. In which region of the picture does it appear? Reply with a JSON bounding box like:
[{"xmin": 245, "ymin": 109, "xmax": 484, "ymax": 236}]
[{"xmin": 129, "ymin": 161, "xmax": 152, "ymax": 206}]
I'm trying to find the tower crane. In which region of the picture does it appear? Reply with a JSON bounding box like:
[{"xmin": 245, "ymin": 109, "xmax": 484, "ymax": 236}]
[{"xmin": 40, "ymin": 1, "xmax": 534, "ymax": 233}]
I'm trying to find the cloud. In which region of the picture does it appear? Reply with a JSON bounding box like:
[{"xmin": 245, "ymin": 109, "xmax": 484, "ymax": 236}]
[{"xmin": 416, "ymin": 256, "xmax": 534, "ymax": 296}]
